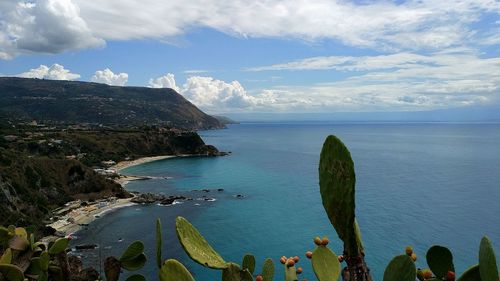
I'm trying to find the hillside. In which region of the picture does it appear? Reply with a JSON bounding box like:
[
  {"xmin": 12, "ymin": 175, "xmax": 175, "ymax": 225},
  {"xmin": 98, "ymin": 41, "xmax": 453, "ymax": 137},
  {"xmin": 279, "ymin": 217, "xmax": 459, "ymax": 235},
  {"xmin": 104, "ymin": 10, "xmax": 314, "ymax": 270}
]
[
  {"xmin": 0, "ymin": 77, "xmax": 223, "ymax": 130},
  {"xmin": 0, "ymin": 126, "xmax": 222, "ymax": 227}
]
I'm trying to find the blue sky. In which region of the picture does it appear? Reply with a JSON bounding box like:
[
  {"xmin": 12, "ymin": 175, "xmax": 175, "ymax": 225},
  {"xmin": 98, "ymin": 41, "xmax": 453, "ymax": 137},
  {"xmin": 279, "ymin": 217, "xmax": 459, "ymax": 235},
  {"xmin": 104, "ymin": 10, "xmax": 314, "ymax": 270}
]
[{"xmin": 0, "ymin": 0, "xmax": 499, "ymax": 115}]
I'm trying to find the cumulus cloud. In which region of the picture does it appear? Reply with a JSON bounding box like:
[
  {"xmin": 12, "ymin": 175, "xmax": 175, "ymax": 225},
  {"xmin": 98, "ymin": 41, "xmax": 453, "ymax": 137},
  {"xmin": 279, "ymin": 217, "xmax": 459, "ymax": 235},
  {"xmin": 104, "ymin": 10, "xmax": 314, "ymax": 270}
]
[
  {"xmin": 16, "ymin": 64, "xmax": 80, "ymax": 80},
  {"xmin": 1, "ymin": 0, "xmax": 498, "ymax": 59},
  {"xmin": 175, "ymin": 49, "xmax": 500, "ymax": 112},
  {"xmin": 0, "ymin": 0, "xmax": 103, "ymax": 59},
  {"xmin": 91, "ymin": 68, "xmax": 128, "ymax": 86},
  {"xmin": 148, "ymin": 73, "xmax": 180, "ymax": 91}
]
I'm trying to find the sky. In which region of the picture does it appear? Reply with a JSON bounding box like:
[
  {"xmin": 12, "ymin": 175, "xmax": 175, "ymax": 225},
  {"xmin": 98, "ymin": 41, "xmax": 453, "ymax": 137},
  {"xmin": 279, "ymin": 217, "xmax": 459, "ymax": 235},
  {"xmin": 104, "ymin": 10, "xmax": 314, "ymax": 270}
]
[{"xmin": 0, "ymin": 0, "xmax": 499, "ymax": 115}]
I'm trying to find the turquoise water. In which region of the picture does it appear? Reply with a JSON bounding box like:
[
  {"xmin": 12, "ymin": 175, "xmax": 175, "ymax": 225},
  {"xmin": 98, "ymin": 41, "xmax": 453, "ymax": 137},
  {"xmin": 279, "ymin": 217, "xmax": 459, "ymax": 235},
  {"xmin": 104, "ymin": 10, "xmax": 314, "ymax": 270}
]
[{"xmin": 73, "ymin": 123, "xmax": 500, "ymax": 280}]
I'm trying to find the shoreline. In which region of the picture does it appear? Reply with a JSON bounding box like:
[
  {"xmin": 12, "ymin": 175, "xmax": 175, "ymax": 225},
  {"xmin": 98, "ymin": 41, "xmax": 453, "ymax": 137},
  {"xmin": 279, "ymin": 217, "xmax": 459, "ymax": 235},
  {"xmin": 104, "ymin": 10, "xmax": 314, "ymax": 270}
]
[
  {"xmin": 48, "ymin": 198, "xmax": 136, "ymax": 237},
  {"xmin": 48, "ymin": 155, "xmax": 179, "ymax": 236},
  {"xmin": 112, "ymin": 155, "xmax": 177, "ymax": 172}
]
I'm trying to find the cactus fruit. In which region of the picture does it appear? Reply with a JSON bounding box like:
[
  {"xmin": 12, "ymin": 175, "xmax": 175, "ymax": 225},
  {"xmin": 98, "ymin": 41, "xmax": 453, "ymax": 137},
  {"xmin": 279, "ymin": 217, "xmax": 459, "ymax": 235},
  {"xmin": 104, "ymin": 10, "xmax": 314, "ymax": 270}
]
[
  {"xmin": 280, "ymin": 256, "xmax": 287, "ymax": 264},
  {"xmin": 293, "ymin": 256, "xmax": 300, "ymax": 263},
  {"xmin": 159, "ymin": 259, "xmax": 195, "ymax": 281},
  {"xmin": 411, "ymin": 253, "xmax": 417, "ymax": 262},
  {"xmin": 305, "ymin": 251, "xmax": 313, "ymax": 259},
  {"xmin": 426, "ymin": 245, "xmax": 454, "ymax": 279},
  {"xmin": 314, "ymin": 237, "xmax": 322, "ymax": 246},
  {"xmin": 479, "ymin": 236, "xmax": 500, "ymax": 281},
  {"xmin": 261, "ymin": 258, "xmax": 275, "ymax": 281},
  {"xmin": 405, "ymin": 246, "xmax": 413, "ymax": 256},
  {"xmin": 175, "ymin": 216, "xmax": 227, "ymax": 269},
  {"xmin": 256, "ymin": 275, "xmax": 264, "ymax": 281},
  {"xmin": 321, "ymin": 237, "xmax": 329, "ymax": 246},
  {"xmin": 383, "ymin": 255, "xmax": 416, "ymax": 281},
  {"xmin": 338, "ymin": 255, "xmax": 344, "ymax": 263},
  {"xmin": 296, "ymin": 267, "xmax": 303, "ymax": 274},
  {"xmin": 445, "ymin": 271, "xmax": 455, "ymax": 281},
  {"xmin": 422, "ymin": 269, "xmax": 433, "ymax": 280},
  {"xmin": 287, "ymin": 259, "xmax": 295, "ymax": 267},
  {"xmin": 311, "ymin": 244, "xmax": 341, "ymax": 281}
]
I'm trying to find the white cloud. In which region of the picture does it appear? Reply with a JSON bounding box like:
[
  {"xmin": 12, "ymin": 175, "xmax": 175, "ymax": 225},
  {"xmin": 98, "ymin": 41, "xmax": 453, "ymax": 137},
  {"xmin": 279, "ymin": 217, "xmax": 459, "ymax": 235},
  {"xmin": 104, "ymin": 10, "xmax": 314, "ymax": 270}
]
[
  {"xmin": 16, "ymin": 63, "xmax": 80, "ymax": 80},
  {"xmin": 148, "ymin": 73, "xmax": 180, "ymax": 91},
  {"xmin": 91, "ymin": 68, "xmax": 128, "ymax": 86},
  {"xmin": 243, "ymin": 50, "xmax": 500, "ymax": 111},
  {"xmin": 0, "ymin": 0, "xmax": 103, "ymax": 59},
  {"xmin": 1, "ymin": 0, "xmax": 498, "ymax": 59},
  {"xmin": 180, "ymin": 76, "xmax": 264, "ymax": 111},
  {"xmin": 74, "ymin": 0, "xmax": 499, "ymax": 50}
]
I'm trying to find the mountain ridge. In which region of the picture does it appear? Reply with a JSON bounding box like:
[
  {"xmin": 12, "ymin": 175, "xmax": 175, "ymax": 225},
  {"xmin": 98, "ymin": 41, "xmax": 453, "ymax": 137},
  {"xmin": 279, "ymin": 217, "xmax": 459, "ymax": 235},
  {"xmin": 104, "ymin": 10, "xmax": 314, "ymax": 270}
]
[{"xmin": 0, "ymin": 77, "xmax": 223, "ymax": 130}]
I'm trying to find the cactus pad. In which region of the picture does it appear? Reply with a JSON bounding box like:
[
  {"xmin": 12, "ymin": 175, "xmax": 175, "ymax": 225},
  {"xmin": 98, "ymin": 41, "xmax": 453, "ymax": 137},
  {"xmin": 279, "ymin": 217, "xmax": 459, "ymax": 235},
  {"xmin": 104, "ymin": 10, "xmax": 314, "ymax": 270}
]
[
  {"xmin": 125, "ymin": 274, "xmax": 146, "ymax": 281},
  {"xmin": 48, "ymin": 238, "xmax": 69, "ymax": 255},
  {"xmin": 222, "ymin": 263, "xmax": 253, "ymax": 281},
  {"xmin": 242, "ymin": 254, "xmax": 256, "ymax": 274},
  {"xmin": 175, "ymin": 216, "xmax": 227, "ymax": 269},
  {"xmin": 159, "ymin": 259, "xmax": 195, "ymax": 281},
  {"xmin": 156, "ymin": 218, "xmax": 163, "ymax": 269},
  {"xmin": 457, "ymin": 265, "xmax": 481, "ymax": 281},
  {"xmin": 426, "ymin": 245, "xmax": 454, "ymax": 278},
  {"xmin": 383, "ymin": 255, "xmax": 416, "ymax": 281},
  {"xmin": 311, "ymin": 245, "xmax": 341, "ymax": 281},
  {"xmin": 319, "ymin": 135, "xmax": 359, "ymax": 255},
  {"xmin": 261, "ymin": 258, "xmax": 275, "ymax": 281},
  {"xmin": 0, "ymin": 264, "xmax": 24, "ymax": 281},
  {"xmin": 479, "ymin": 236, "xmax": 499, "ymax": 281},
  {"xmin": 284, "ymin": 263, "xmax": 299, "ymax": 281}
]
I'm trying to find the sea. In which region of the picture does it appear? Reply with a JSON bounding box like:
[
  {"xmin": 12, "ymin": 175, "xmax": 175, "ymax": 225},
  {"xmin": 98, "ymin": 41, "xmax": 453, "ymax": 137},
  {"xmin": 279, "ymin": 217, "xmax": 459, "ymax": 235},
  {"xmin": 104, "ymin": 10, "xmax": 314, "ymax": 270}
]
[{"xmin": 72, "ymin": 122, "xmax": 500, "ymax": 280}]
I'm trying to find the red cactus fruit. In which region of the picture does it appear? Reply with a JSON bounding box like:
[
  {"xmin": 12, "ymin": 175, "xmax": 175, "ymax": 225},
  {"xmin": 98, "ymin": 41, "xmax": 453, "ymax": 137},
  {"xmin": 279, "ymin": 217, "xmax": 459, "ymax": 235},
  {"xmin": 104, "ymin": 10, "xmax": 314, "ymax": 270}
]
[
  {"xmin": 305, "ymin": 251, "xmax": 313, "ymax": 259},
  {"xmin": 296, "ymin": 267, "xmax": 303, "ymax": 274},
  {"xmin": 286, "ymin": 259, "xmax": 295, "ymax": 267},
  {"xmin": 445, "ymin": 271, "xmax": 455, "ymax": 281},
  {"xmin": 280, "ymin": 256, "xmax": 287, "ymax": 264},
  {"xmin": 321, "ymin": 237, "xmax": 329, "ymax": 246},
  {"xmin": 314, "ymin": 236, "xmax": 322, "ymax": 245},
  {"xmin": 256, "ymin": 276, "xmax": 263, "ymax": 281}
]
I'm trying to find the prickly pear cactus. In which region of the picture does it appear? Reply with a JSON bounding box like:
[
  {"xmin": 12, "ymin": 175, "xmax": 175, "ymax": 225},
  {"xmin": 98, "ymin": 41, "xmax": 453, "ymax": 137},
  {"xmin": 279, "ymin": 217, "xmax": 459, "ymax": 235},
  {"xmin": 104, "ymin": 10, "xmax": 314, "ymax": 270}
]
[
  {"xmin": 319, "ymin": 135, "xmax": 359, "ymax": 256},
  {"xmin": 157, "ymin": 218, "xmax": 163, "ymax": 269},
  {"xmin": 383, "ymin": 255, "xmax": 416, "ymax": 281},
  {"xmin": 159, "ymin": 259, "xmax": 195, "ymax": 281},
  {"xmin": 311, "ymin": 245, "xmax": 341, "ymax": 281},
  {"xmin": 120, "ymin": 240, "xmax": 147, "ymax": 271},
  {"xmin": 242, "ymin": 254, "xmax": 256, "ymax": 274},
  {"xmin": 284, "ymin": 263, "xmax": 298, "ymax": 281},
  {"xmin": 176, "ymin": 216, "xmax": 227, "ymax": 269},
  {"xmin": 479, "ymin": 236, "xmax": 500, "ymax": 281},
  {"xmin": 457, "ymin": 265, "xmax": 481, "ymax": 281},
  {"xmin": 261, "ymin": 258, "xmax": 275, "ymax": 281},
  {"xmin": 426, "ymin": 245, "xmax": 454, "ymax": 279},
  {"xmin": 222, "ymin": 263, "xmax": 253, "ymax": 281}
]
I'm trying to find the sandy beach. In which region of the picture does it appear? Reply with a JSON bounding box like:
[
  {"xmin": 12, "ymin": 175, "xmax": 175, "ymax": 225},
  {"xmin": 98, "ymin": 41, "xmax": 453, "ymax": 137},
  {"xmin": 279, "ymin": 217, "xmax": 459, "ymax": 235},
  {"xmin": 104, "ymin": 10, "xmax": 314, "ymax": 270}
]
[
  {"xmin": 48, "ymin": 198, "xmax": 136, "ymax": 236},
  {"xmin": 48, "ymin": 155, "xmax": 178, "ymax": 236},
  {"xmin": 112, "ymin": 155, "xmax": 176, "ymax": 172}
]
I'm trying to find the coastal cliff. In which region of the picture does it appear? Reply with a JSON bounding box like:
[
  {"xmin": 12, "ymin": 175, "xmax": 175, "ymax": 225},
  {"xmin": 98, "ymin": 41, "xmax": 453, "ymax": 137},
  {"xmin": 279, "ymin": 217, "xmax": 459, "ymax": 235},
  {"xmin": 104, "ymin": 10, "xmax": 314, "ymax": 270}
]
[{"xmin": 0, "ymin": 126, "xmax": 223, "ymax": 228}]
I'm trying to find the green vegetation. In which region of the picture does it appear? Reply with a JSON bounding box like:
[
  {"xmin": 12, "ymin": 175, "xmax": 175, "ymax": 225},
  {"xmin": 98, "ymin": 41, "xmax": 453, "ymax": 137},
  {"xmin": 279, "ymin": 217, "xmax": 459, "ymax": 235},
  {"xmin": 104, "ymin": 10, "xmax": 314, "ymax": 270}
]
[
  {"xmin": 0, "ymin": 77, "xmax": 223, "ymax": 130},
  {"xmin": 0, "ymin": 125, "xmax": 220, "ymax": 228},
  {"xmin": 1, "ymin": 135, "xmax": 498, "ymax": 281}
]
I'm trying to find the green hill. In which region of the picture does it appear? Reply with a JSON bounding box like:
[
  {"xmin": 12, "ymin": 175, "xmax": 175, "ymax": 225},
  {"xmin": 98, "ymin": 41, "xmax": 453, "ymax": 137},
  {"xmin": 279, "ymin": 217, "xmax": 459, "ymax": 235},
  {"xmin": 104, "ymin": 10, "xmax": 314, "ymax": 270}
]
[{"xmin": 0, "ymin": 77, "xmax": 223, "ymax": 130}]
